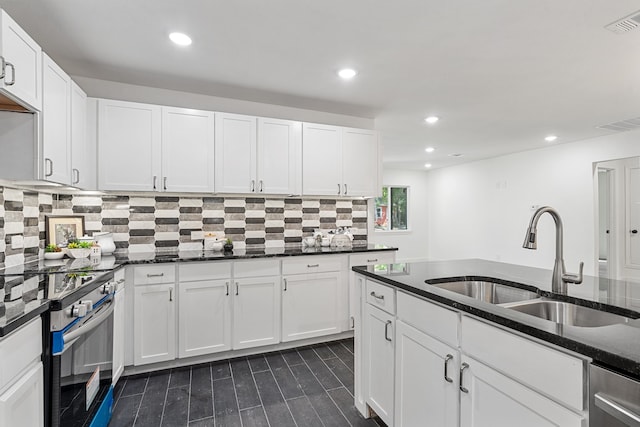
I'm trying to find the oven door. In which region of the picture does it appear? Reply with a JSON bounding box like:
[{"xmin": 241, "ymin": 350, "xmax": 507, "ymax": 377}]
[
  {"xmin": 51, "ymin": 296, "xmax": 115, "ymax": 427},
  {"xmin": 590, "ymin": 364, "xmax": 640, "ymax": 427}
]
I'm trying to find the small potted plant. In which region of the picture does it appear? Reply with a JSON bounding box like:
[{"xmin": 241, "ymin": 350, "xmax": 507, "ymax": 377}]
[
  {"xmin": 66, "ymin": 240, "xmax": 93, "ymax": 258},
  {"xmin": 223, "ymin": 238, "xmax": 234, "ymax": 252},
  {"xmin": 44, "ymin": 243, "xmax": 64, "ymax": 260}
]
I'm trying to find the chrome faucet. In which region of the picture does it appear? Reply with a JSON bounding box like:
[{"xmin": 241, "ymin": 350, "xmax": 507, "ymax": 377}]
[{"xmin": 522, "ymin": 206, "xmax": 584, "ymax": 294}]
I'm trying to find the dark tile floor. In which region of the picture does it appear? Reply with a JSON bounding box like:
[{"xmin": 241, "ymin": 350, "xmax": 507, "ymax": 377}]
[{"xmin": 109, "ymin": 338, "xmax": 385, "ymax": 427}]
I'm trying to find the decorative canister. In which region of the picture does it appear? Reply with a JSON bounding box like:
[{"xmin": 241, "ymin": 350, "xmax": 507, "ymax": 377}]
[{"xmin": 94, "ymin": 232, "xmax": 116, "ymax": 255}]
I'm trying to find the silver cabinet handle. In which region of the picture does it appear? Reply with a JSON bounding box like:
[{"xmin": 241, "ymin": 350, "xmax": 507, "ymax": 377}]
[
  {"xmin": 350, "ymin": 316, "xmax": 355, "ymax": 329},
  {"xmin": 283, "ymin": 278, "xmax": 288, "ymax": 291},
  {"xmin": 5, "ymin": 62, "xmax": 15, "ymax": 85},
  {"xmin": 146, "ymin": 273, "xmax": 164, "ymax": 278},
  {"xmin": 0, "ymin": 56, "xmax": 5, "ymax": 79},
  {"xmin": 367, "ymin": 259, "xmax": 378, "ymax": 263},
  {"xmin": 250, "ymin": 180, "xmax": 255, "ymax": 192},
  {"xmin": 153, "ymin": 175, "xmax": 157, "ymax": 190},
  {"xmin": 259, "ymin": 180, "xmax": 263, "ymax": 192},
  {"xmin": 337, "ymin": 184, "xmax": 341, "ymax": 195},
  {"xmin": 169, "ymin": 287, "xmax": 173, "ymax": 302},
  {"xmin": 44, "ymin": 158, "xmax": 53, "ymax": 177},
  {"xmin": 370, "ymin": 291, "xmax": 384, "ymax": 300},
  {"xmin": 344, "ymin": 184, "xmax": 348, "ymax": 195},
  {"xmin": 459, "ymin": 362, "xmax": 469, "ymax": 393},
  {"xmin": 595, "ymin": 393, "xmax": 640, "ymax": 426},
  {"xmin": 444, "ymin": 354, "xmax": 454, "ymax": 383},
  {"xmin": 384, "ymin": 320, "xmax": 392, "ymax": 341},
  {"xmin": 226, "ymin": 281, "xmax": 229, "ymax": 296},
  {"xmin": 163, "ymin": 177, "xmax": 167, "ymax": 191},
  {"xmin": 72, "ymin": 168, "xmax": 80, "ymax": 185},
  {"xmin": 307, "ymin": 264, "xmax": 319, "ymax": 268},
  {"xmin": 235, "ymin": 282, "xmax": 239, "ymax": 296}
]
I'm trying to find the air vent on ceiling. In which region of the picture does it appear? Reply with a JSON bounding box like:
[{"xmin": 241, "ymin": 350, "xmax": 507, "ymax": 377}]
[
  {"xmin": 597, "ymin": 116, "xmax": 640, "ymax": 132},
  {"xmin": 605, "ymin": 10, "xmax": 640, "ymax": 34}
]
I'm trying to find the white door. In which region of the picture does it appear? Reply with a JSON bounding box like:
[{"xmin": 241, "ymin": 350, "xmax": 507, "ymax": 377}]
[
  {"xmin": 178, "ymin": 279, "xmax": 232, "ymax": 358},
  {"xmin": 0, "ymin": 10, "xmax": 42, "ymax": 110},
  {"xmin": 459, "ymin": 357, "xmax": 585, "ymax": 427},
  {"xmin": 133, "ymin": 284, "xmax": 176, "ymax": 365},
  {"xmin": 70, "ymin": 81, "xmax": 90, "ymax": 188},
  {"xmin": 42, "ymin": 54, "xmax": 71, "ymax": 185},
  {"xmin": 112, "ymin": 288, "xmax": 125, "ymax": 385},
  {"xmin": 214, "ymin": 113, "xmax": 256, "ymax": 193},
  {"xmin": 162, "ymin": 107, "xmax": 215, "ymax": 192},
  {"xmin": 97, "ymin": 99, "xmax": 161, "ymax": 191},
  {"xmin": 395, "ymin": 321, "xmax": 459, "ymax": 427},
  {"xmin": 232, "ymin": 276, "xmax": 280, "ymax": 350},
  {"xmin": 342, "ymin": 128, "xmax": 378, "ymax": 197},
  {"xmin": 0, "ymin": 362, "xmax": 43, "ymax": 427},
  {"xmin": 302, "ymin": 122, "xmax": 343, "ymax": 196},
  {"xmin": 363, "ymin": 304, "xmax": 394, "ymax": 426},
  {"xmin": 257, "ymin": 117, "xmax": 302, "ymax": 195},
  {"xmin": 625, "ymin": 160, "xmax": 640, "ymax": 277},
  {"xmin": 281, "ymin": 272, "xmax": 342, "ymax": 342}
]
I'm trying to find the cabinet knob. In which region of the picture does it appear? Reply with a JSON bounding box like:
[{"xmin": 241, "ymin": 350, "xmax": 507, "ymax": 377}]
[
  {"xmin": 384, "ymin": 320, "xmax": 392, "ymax": 341},
  {"xmin": 631, "ymin": 229, "xmax": 638, "ymax": 234},
  {"xmin": 459, "ymin": 362, "xmax": 470, "ymax": 393},
  {"xmin": 444, "ymin": 354, "xmax": 454, "ymax": 383},
  {"xmin": 45, "ymin": 158, "xmax": 53, "ymax": 177},
  {"xmin": 4, "ymin": 62, "xmax": 15, "ymax": 86}
]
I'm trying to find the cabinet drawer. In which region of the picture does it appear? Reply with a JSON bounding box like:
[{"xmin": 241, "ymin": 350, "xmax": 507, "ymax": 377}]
[
  {"xmin": 179, "ymin": 262, "xmax": 231, "ymax": 282},
  {"xmin": 397, "ymin": 291, "xmax": 458, "ymax": 347},
  {"xmin": 461, "ymin": 316, "xmax": 586, "ymax": 411},
  {"xmin": 0, "ymin": 318, "xmax": 42, "ymax": 391},
  {"xmin": 282, "ymin": 255, "xmax": 344, "ymax": 275},
  {"xmin": 349, "ymin": 251, "xmax": 395, "ymax": 267},
  {"xmin": 366, "ymin": 280, "xmax": 396, "ymax": 315},
  {"xmin": 133, "ymin": 264, "xmax": 175, "ymax": 285},
  {"xmin": 234, "ymin": 259, "xmax": 280, "ymax": 278}
]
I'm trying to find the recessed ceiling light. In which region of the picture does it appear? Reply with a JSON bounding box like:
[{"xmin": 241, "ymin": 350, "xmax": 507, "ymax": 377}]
[
  {"xmin": 425, "ymin": 147, "xmax": 435, "ymax": 153},
  {"xmin": 425, "ymin": 116, "xmax": 439, "ymax": 124},
  {"xmin": 337, "ymin": 68, "xmax": 357, "ymax": 79},
  {"xmin": 544, "ymin": 135, "xmax": 558, "ymax": 142},
  {"xmin": 424, "ymin": 163, "xmax": 432, "ymax": 168},
  {"xmin": 169, "ymin": 32, "xmax": 192, "ymax": 46}
]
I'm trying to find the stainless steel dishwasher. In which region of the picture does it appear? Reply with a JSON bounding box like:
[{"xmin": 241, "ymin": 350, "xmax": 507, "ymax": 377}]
[{"xmin": 590, "ymin": 364, "xmax": 640, "ymax": 426}]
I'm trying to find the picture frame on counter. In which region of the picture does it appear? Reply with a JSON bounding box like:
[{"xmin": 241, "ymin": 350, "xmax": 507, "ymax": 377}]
[{"xmin": 45, "ymin": 215, "xmax": 85, "ymax": 247}]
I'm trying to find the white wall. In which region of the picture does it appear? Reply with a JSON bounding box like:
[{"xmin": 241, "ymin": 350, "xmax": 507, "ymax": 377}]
[
  {"xmin": 369, "ymin": 168, "xmax": 430, "ymax": 262},
  {"xmin": 425, "ymin": 129, "xmax": 640, "ymax": 275},
  {"xmin": 73, "ymin": 76, "xmax": 374, "ymax": 129}
]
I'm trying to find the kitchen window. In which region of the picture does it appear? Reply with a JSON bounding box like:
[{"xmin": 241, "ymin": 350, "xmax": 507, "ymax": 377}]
[{"xmin": 375, "ymin": 186, "xmax": 409, "ymax": 231}]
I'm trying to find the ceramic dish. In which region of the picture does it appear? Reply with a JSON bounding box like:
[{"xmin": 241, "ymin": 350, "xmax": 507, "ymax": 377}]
[
  {"xmin": 66, "ymin": 248, "xmax": 92, "ymax": 259},
  {"xmin": 44, "ymin": 251, "xmax": 65, "ymax": 260}
]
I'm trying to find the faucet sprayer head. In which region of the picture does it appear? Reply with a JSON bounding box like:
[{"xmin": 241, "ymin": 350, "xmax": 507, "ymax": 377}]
[{"xmin": 522, "ymin": 227, "xmax": 537, "ymax": 249}]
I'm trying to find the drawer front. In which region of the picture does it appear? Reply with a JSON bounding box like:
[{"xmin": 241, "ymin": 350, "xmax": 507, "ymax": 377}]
[
  {"xmin": 234, "ymin": 259, "xmax": 280, "ymax": 278},
  {"xmin": 349, "ymin": 251, "xmax": 395, "ymax": 267},
  {"xmin": 397, "ymin": 291, "xmax": 459, "ymax": 347},
  {"xmin": 282, "ymin": 255, "xmax": 345, "ymax": 275},
  {"xmin": 366, "ymin": 280, "xmax": 396, "ymax": 315},
  {"xmin": 0, "ymin": 318, "xmax": 42, "ymax": 391},
  {"xmin": 179, "ymin": 262, "xmax": 231, "ymax": 282},
  {"xmin": 461, "ymin": 316, "xmax": 585, "ymax": 411},
  {"xmin": 133, "ymin": 264, "xmax": 175, "ymax": 285}
]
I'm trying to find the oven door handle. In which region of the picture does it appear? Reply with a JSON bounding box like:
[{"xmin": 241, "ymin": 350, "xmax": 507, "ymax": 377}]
[
  {"xmin": 595, "ymin": 392, "xmax": 640, "ymax": 426},
  {"xmin": 63, "ymin": 300, "xmax": 115, "ymax": 344}
]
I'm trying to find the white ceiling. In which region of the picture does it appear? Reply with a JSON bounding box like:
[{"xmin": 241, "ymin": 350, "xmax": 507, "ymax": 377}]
[{"xmin": 2, "ymin": 0, "xmax": 640, "ymax": 170}]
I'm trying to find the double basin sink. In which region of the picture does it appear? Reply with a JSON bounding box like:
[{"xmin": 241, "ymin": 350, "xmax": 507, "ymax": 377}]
[{"xmin": 430, "ymin": 280, "xmax": 631, "ymax": 328}]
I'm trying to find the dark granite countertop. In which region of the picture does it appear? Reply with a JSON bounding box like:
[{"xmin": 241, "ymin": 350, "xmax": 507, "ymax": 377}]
[{"xmin": 353, "ymin": 259, "xmax": 640, "ymax": 380}]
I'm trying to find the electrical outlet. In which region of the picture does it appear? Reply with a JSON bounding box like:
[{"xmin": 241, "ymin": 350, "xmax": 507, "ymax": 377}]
[
  {"xmin": 11, "ymin": 235, "xmax": 24, "ymax": 249},
  {"xmin": 191, "ymin": 231, "xmax": 204, "ymax": 240}
]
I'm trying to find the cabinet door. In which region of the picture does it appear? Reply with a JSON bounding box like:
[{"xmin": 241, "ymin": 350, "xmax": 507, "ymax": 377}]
[
  {"xmin": 342, "ymin": 128, "xmax": 378, "ymax": 197},
  {"xmin": 214, "ymin": 113, "xmax": 256, "ymax": 193},
  {"xmin": 257, "ymin": 117, "xmax": 302, "ymax": 195},
  {"xmin": 112, "ymin": 288, "xmax": 125, "ymax": 385},
  {"xmin": 0, "ymin": 10, "xmax": 42, "ymax": 111},
  {"xmin": 460, "ymin": 357, "xmax": 585, "ymax": 427},
  {"xmin": 70, "ymin": 81, "xmax": 92, "ymax": 188},
  {"xmin": 133, "ymin": 284, "xmax": 176, "ymax": 365},
  {"xmin": 232, "ymin": 276, "xmax": 280, "ymax": 350},
  {"xmin": 178, "ymin": 279, "xmax": 232, "ymax": 358},
  {"xmin": 282, "ymin": 271, "xmax": 342, "ymax": 342},
  {"xmin": 42, "ymin": 53, "xmax": 71, "ymax": 185},
  {"xmin": 395, "ymin": 320, "xmax": 459, "ymax": 427},
  {"xmin": 97, "ymin": 99, "xmax": 161, "ymax": 191},
  {"xmin": 351, "ymin": 274, "xmax": 366, "ymax": 415},
  {"xmin": 363, "ymin": 304, "xmax": 394, "ymax": 426},
  {"xmin": 162, "ymin": 107, "xmax": 215, "ymax": 192},
  {"xmin": 0, "ymin": 362, "xmax": 43, "ymax": 427},
  {"xmin": 302, "ymin": 122, "xmax": 342, "ymax": 196}
]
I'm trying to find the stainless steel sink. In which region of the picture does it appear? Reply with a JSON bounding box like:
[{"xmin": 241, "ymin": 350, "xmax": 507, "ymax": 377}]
[
  {"xmin": 431, "ymin": 281, "xmax": 540, "ymax": 304},
  {"xmin": 505, "ymin": 300, "xmax": 631, "ymax": 327}
]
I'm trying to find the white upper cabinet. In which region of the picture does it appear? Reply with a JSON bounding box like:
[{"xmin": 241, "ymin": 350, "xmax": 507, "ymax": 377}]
[
  {"xmin": 41, "ymin": 53, "xmax": 71, "ymax": 185},
  {"xmin": 302, "ymin": 123, "xmax": 379, "ymax": 197},
  {"xmin": 97, "ymin": 99, "xmax": 162, "ymax": 191},
  {"xmin": 257, "ymin": 117, "xmax": 302, "ymax": 195},
  {"xmin": 162, "ymin": 107, "xmax": 215, "ymax": 192},
  {"xmin": 70, "ymin": 81, "xmax": 92, "ymax": 188},
  {"xmin": 215, "ymin": 112, "xmax": 256, "ymax": 193},
  {"xmin": 0, "ymin": 10, "xmax": 42, "ymax": 111}
]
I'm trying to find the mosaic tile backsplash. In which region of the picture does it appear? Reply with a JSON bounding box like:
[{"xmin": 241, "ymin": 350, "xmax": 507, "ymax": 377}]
[{"xmin": 0, "ymin": 185, "xmax": 368, "ymax": 269}]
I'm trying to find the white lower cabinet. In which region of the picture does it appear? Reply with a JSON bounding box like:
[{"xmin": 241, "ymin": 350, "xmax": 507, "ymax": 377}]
[
  {"xmin": 133, "ymin": 283, "xmax": 176, "ymax": 365},
  {"xmin": 0, "ymin": 362, "xmax": 43, "ymax": 427},
  {"xmin": 363, "ymin": 304, "xmax": 395, "ymax": 426},
  {"xmin": 178, "ymin": 279, "xmax": 232, "ymax": 357},
  {"xmin": 232, "ymin": 276, "xmax": 281, "ymax": 350},
  {"xmin": 282, "ymin": 271, "xmax": 342, "ymax": 342},
  {"xmin": 395, "ymin": 320, "xmax": 459, "ymax": 427}
]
